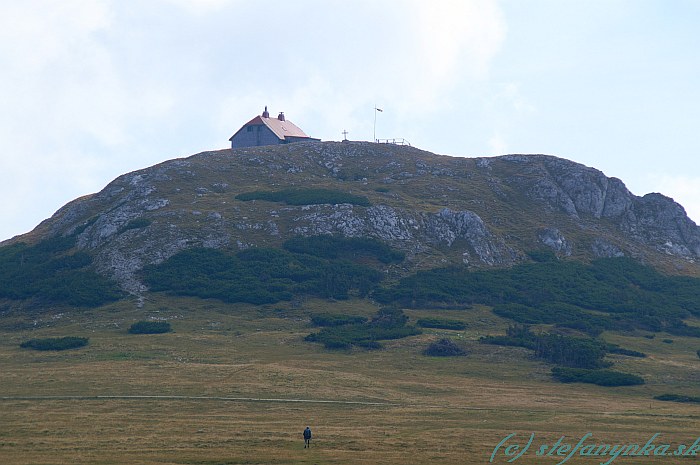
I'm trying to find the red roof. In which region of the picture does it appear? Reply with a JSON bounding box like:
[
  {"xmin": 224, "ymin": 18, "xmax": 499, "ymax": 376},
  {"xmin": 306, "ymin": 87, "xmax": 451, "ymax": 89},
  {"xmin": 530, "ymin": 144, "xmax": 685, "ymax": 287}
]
[{"xmin": 229, "ymin": 114, "xmax": 311, "ymax": 142}]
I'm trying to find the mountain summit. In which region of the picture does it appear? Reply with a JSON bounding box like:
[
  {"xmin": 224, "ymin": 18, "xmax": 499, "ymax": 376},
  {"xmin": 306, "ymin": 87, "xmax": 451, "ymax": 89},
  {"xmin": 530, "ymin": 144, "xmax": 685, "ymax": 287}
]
[{"xmin": 7, "ymin": 141, "xmax": 700, "ymax": 296}]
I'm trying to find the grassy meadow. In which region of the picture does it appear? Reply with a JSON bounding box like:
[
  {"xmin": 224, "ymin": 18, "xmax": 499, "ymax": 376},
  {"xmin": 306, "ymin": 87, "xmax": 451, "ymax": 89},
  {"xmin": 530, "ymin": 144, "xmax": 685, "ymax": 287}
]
[{"xmin": 1, "ymin": 296, "xmax": 699, "ymax": 464}]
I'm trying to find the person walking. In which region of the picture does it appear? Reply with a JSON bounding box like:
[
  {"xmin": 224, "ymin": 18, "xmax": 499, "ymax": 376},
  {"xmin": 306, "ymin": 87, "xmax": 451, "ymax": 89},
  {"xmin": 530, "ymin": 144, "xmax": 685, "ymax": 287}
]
[{"xmin": 303, "ymin": 426, "xmax": 312, "ymax": 448}]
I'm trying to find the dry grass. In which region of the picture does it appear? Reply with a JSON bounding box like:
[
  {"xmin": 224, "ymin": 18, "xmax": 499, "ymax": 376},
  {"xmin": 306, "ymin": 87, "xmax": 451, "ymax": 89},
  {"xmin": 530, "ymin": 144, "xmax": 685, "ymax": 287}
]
[{"xmin": 1, "ymin": 296, "xmax": 699, "ymax": 464}]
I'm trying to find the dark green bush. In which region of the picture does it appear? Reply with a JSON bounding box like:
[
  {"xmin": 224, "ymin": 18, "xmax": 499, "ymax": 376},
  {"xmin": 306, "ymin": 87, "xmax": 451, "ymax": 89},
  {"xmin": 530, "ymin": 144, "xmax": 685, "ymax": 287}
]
[
  {"xmin": 119, "ymin": 218, "xmax": 152, "ymax": 233},
  {"xmin": 0, "ymin": 236, "xmax": 123, "ymax": 307},
  {"xmin": 667, "ymin": 323, "xmax": 700, "ymax": 337},
  {"xmin": 662, "ymin": 339, "xmax": 674, "ymax": 344},
  {"xmin": 534, "ymin": 334, "xmax": 608, "ymax": 369},
  {"xmin": 424, "ymin": 338, "xmax": 466, "ymax": 357},
  {"xmin": 480, "ymin": 324, "xmax": 537, "ymax": 350},
  {"xmin": 236, "ymin": 188, "xmax": 371, "ymax": 206},
  {"xmin": 356, "ymin": 340, "xmax": 383, "ymax": 350},
  {"xmin": 654, "ymin": 393, "xmax": 700, "ymax": 403},
  {"xmin": 143, "ymin": 247, "xmax": 382, "ymax": 305},
  {"xmin": 605, "ymin": 344, "xmax": 646, "ymax": 358},
  {"xmin": 305, "ymin": 308, "xmax": 420, "ymax": 350},
  {"xmin": 310, "ymin": 313, "xmax": 367, "ymax": 327},
  {"xmin": 527, "ymin": 249, "xmax": 558, "ymax": 262},
  {"xmin": 481, "ymin": 325, "xmax": 608, "ymax": 369},
  {"xmin": 697, "ymin": 349, "xmax": 700, "ymax": 359},
  {"xmin": 416, "ymin": 318, "xmax": 466, "ymax": 330},
  {"xmin": 551, "ymin": 367, "xmax": 644, "ymax": 386},
  {"xmin": 371, "ymin": 307, "xmax": 409, "ymax": 327},
  {"xmin": 284, "ymin": 236, "xmax": 404, "ymax": 264},
  {"xmin": 374, "ymin": 257, "xmax": 700, "ymax": 336},
  {"xmin": 492, "ymin": 302, "xmax": 610, "ymax": 335},
  {"xmin": 128, "ymin": 321, "xmax": 172, "ymax": 334},
  {"xmin": 479, "ymin": 334, "xmax": 535, "ymax": 348},
  {"xmin": 20, "ymin": 336, "xmax": 89, "ymax": 351}
]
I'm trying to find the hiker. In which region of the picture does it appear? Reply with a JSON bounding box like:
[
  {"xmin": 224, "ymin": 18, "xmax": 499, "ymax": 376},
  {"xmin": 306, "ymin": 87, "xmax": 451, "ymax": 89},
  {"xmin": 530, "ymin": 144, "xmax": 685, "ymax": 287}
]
[{"xmin": 303, "ymin": 426, "xmax": 312, "ymax": 448}]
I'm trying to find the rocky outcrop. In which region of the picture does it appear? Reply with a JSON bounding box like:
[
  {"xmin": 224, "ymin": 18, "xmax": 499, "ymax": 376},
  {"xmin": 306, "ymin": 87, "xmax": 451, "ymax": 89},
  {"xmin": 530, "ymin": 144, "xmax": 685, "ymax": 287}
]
[
  {"xmin": 538, "ymin": 228, "xmax": 572, "ymax": 256},
  {"xmin": 503, "ymin": 155, "xmax": 634, "ymax": 219},
  {"xmin": 293, "ymin": 205, "xmax": 516, "ymax": 266},
  {"xmin": 625, "ymin": 193, "xmax": 700, "ymax": 258},
  {"xmin": 497, "ymin": 155, "xmax": 699, "ymax": 261}
]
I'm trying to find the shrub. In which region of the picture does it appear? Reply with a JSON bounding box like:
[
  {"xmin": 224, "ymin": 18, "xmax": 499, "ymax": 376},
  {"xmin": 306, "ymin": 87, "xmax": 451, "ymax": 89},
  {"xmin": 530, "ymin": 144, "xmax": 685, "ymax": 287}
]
[
  {"xmin": 424, "ymin": 338, "xmax": 466, "ymax": 357},
  {"xmin": 310, "ymin": 313, "xmax": 367, "ymax": 327},
  {"xmin": 481, "ymin": 325, "xmax": 608, "ymax": 369},
  {"xmin": 284, "ymin": 236, "xmax": 404, "ymax": 264},
  {"xmin": 667, "ymin": 323, "xmax": 700, "ymax": 337},
  {"xmin": 0, "ymin": 236, "xmax": 123, "ymax": 307},
  {"xmin": 479, "ymin": 324, "xmax": 537, "ymax": 350},
  {"xmin": 662, "ymin": 339, "xmax": 674, "ymax": 344},
  {"xmin": 527, "ymin": 249, "xmax": 557, "ymax": 262},
  {"xmin": 143, "ymin": 247, "xmax": 382, "ymax": 305},
  {"xmin": 374, "ymin": 257, "xmax": 700, "ymax": 336},
  {"xmin": 356, "ymin": 340, "xmax": 383, "ymax": 350},
  {"xmin": 417, "ymin": 318, "xmax": 467, "ymax": 330},
  {"xmin": 697, "ymin": 349, "xmax": 700, "ymax": 359},
  {"xmin": 305, "ymin": 308, "xmax": 420, "ymax": 350},
  {"xmin": 20, "ymin": 336, "xmax": 89, "ymax": 351},
  {"xmin": 371, "ymin": 307, "xmax": 409, "ymax": 327},
  {"xmin": 236, "ymin": 188, "xmax": 371, "ymax": 206},
  {"xmin": 534, "ymin": 334, "xmax": 608, "ymax": 369},
  {"xmin": 128, "ymin": 321, "xmax": 172, "ymax": 334},
  {"xmin": 119, "ymin": 218, "xmax": 151, "ymax": 233},
  {"xmin": 551, "ymin": 367, "xmax": 644, "ymax": 386},
  {"xmin": 480, "ymin": 335, "xmax": 534, "ymax": 349},
  {"xmin": 654, "ymin": 394, "xmax": 700, "ymax": 403},
  {"xmin": 605, "ymin": 344, "xmax": 646, "ymax": 358}
]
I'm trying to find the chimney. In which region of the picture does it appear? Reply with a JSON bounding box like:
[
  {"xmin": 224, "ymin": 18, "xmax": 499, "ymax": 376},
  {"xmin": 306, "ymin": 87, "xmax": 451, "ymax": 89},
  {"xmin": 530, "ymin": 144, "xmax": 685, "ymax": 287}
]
[
  {"xmin": 262, "ymin": 106, "xmax": 269, "ymax": 118},
  {"xmin": 277, "ymin": 112, "xmax": 285, "ymax": 121}
]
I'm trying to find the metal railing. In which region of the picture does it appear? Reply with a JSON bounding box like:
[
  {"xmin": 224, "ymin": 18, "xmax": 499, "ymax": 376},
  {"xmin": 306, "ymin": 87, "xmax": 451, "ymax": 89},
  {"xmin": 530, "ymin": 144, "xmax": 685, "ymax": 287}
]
[{"xmin": 375, "ymin": 138, "xmax": 411, "ymax": 146}]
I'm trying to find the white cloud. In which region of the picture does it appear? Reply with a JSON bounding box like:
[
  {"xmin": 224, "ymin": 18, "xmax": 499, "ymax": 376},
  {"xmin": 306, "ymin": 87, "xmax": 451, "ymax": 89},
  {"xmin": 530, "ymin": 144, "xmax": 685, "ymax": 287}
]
[
  {"xmin": 210, "ymin": 0, "xmax": 507, "ymax": 146},
  {"xmin": 497, "ymin": 83, "xmax": 536, "ymax": 115},
  {"xmin": 412, "ymin": 0, "xmax": 506, "ymax": 80},
  {"xmin": 474, "ymin": 82, "xmax": 536, "ymax": 156},
  {"xmin": 0, "ymin": 1, "xmax": 111, "ymax": 73},
  {"xmin": 0, "ymin": 2, "xmax": 119, "ymax": 238},
  {"xmin": 159, "ymin": 0, "xmax": 236, "ymax": 14},
  {"xmin": 488, "ymin": 132, "xmax": 508, "ymax": 155},
  {"xmin": 391, "ymin": 0, "xmax": 506, "ymax": 112}
]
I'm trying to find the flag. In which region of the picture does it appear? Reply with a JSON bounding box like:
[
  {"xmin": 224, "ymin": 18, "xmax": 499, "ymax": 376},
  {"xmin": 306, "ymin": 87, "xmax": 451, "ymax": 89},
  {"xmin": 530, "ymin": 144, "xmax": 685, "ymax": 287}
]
[{"xmin": 375, "ymin": 107, "xmax": 383, "ymax": 112}]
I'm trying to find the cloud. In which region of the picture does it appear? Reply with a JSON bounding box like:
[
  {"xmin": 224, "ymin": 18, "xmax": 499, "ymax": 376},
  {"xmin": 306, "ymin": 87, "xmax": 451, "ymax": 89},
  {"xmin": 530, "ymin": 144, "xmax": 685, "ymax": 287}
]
[
  {"xmin": 0, "ymin": 1, "xmax": 111, "ymax": 73},
  {"xmin": 383, "ymin": 0, "xmax": 506, "ymax": 112},
  {"xmin": 488, "ymin": 132, "xmax": 508, "ymax": 155},
  {"xmin": 216, "ymin": 0, "xmax": 506, "ymax": 143},
  {"xmin": 0, "ymin": 2, "xmax": 119, "ymax": 237},
  {"xmin": 159, "ymin": 0, "xmax": 237, "ymax": 14},
  {"xmin": 412, "ymin": 0, "xmax": 506, "ymax": 81}
]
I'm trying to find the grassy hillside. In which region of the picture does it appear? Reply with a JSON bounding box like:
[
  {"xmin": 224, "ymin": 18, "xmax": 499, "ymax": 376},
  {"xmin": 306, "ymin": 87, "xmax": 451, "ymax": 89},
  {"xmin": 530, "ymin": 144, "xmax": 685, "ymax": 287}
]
[{"xmin": 1, "ymin": 295, "xmax": 699, "ymax": 464}]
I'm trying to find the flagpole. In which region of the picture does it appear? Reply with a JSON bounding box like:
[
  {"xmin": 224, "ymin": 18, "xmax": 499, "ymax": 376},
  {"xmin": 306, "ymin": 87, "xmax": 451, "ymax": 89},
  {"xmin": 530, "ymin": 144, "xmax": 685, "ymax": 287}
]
[
  {"xmin": 374, "ymin": 106, "xmax": 377, "ymax": 142},
  {"xmin": 373, "ymin": 106, "xmax": 383, "ymax": 143}
]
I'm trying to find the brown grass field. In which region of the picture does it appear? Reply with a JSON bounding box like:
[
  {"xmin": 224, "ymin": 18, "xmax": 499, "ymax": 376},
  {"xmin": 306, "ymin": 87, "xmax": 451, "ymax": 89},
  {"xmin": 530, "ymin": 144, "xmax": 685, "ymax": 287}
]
[{"xmin": 1, "ymin": 296, "xmax": 699, "ymax": 464}]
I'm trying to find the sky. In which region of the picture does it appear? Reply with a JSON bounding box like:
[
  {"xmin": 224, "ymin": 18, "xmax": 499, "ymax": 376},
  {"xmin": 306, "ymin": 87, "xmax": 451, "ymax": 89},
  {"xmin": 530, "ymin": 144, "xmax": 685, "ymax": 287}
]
[{"xmin": 1, "ymin": 0, "xmax": 699, "ymax": 241}]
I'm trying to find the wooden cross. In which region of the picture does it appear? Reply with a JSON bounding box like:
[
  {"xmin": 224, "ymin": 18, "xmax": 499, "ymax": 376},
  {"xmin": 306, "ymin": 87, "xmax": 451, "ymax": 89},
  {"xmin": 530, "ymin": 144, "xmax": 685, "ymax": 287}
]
[{"xmin": 342, "ymin": 130, "xmax": 348, "ymax": 140}]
